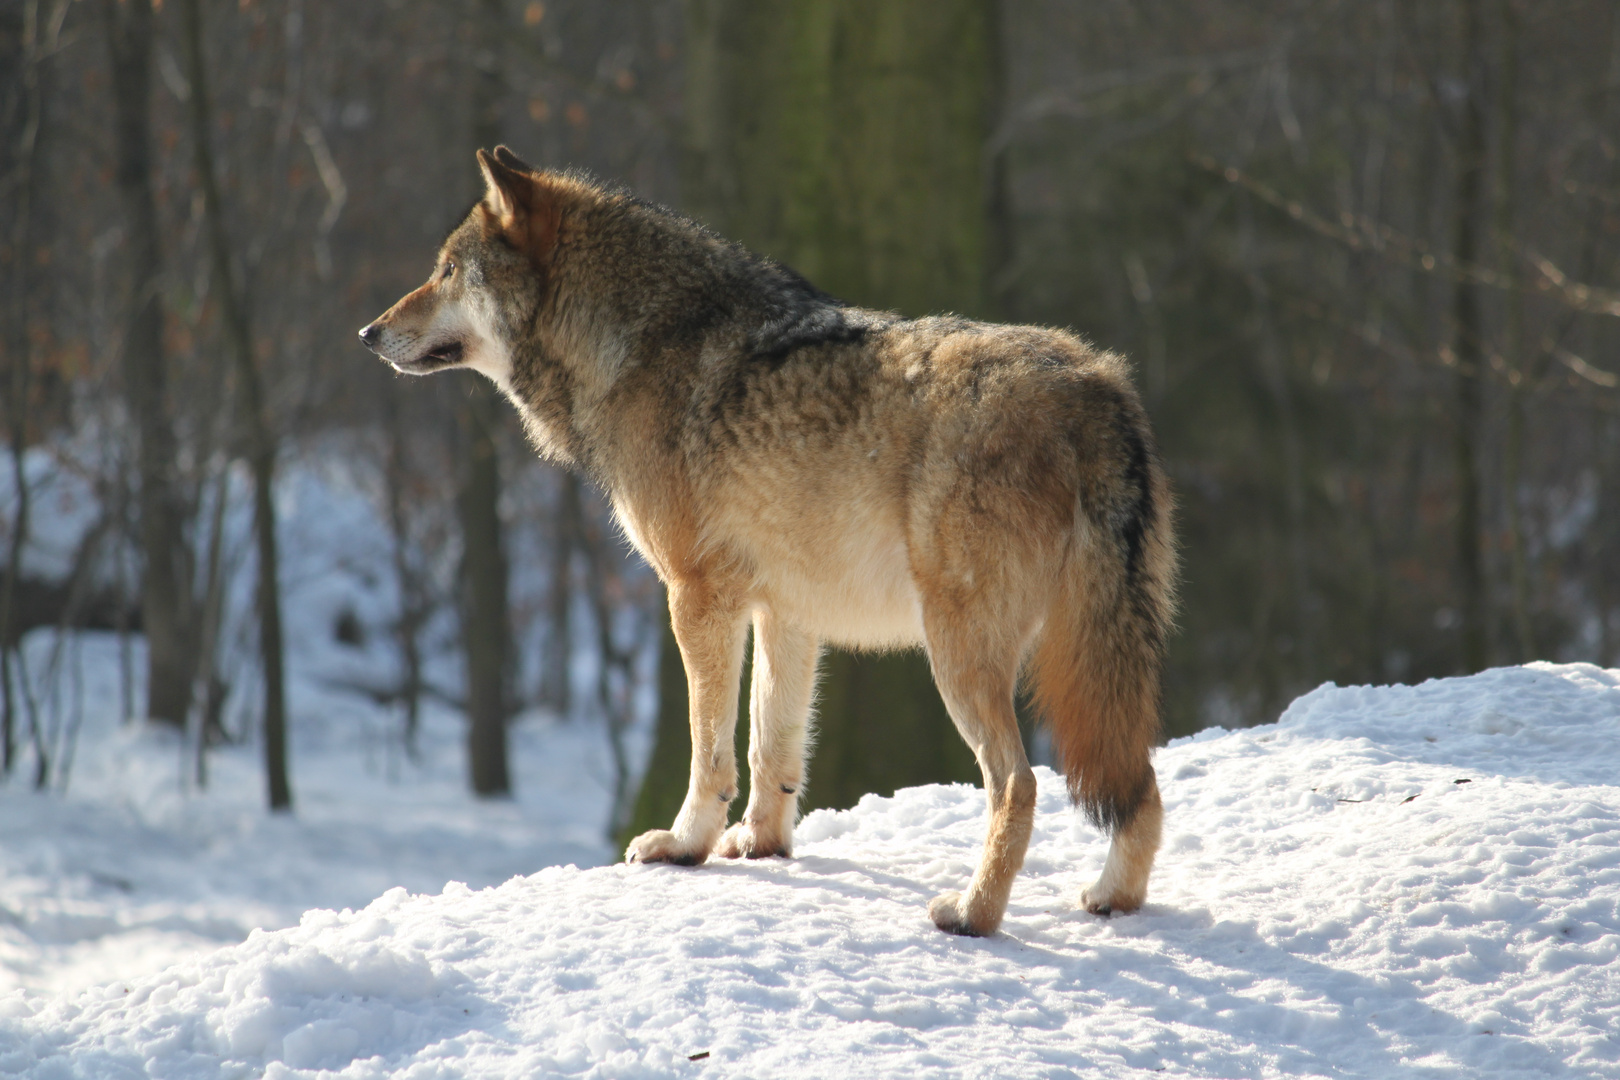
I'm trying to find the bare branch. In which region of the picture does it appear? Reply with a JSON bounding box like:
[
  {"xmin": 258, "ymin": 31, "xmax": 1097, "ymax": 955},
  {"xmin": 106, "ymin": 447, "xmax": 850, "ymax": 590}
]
[{"xmin": 1193, "ymin": 153, "xmax": 1620, "ymax": 319}]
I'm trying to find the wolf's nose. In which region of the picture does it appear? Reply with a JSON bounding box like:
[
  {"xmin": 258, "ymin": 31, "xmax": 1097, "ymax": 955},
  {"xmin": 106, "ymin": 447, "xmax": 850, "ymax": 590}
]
[{"xmin": 359, "ymin": 323, "xmax": 381, "ymax": 348}]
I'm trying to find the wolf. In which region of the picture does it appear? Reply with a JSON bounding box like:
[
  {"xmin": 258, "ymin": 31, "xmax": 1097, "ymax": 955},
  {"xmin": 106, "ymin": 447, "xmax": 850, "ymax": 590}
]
[{"xmin": 360, "ymin": 147, "xmax": 1177, "ymax": 937}]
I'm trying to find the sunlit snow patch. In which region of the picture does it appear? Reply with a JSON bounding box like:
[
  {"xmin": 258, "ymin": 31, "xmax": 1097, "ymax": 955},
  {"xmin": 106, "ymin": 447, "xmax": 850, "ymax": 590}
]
[{"xmin": 2, "ymin": 663, "xmax": 1617, "ymax": 1079}]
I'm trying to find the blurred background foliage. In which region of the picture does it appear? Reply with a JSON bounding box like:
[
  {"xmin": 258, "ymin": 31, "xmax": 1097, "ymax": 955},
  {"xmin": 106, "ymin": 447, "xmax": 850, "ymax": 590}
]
[{"xmin": 3, "ymin": 0, "xmax": 1617, "ymax": 834}]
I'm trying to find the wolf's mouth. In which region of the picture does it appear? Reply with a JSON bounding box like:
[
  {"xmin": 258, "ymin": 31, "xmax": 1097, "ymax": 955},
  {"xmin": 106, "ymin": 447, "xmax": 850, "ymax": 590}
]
[
  {"xmin": 424, "ymin": 341, "xmax": 464, "ymax": 365},
  {"xmin": 386, "ymin": 340, "xmax": 465, "ymax": 375}
]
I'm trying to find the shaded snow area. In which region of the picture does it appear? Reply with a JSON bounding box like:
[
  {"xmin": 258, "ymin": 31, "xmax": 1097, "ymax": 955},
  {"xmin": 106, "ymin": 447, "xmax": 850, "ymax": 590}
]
[
  {"xmin": 0, "ymin": 442, "xmax": 650, "ymax": 1001},
  {"xmin": 0, "ymin": 633, "xmax": 615, "ymax": 1001},
  {"xmin": 3, "ymin": 665, "xmax": 1617, "ymax": 1079}
]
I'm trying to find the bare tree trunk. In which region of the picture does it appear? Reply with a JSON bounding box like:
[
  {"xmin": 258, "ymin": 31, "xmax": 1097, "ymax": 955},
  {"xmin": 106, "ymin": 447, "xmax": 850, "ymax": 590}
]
[
  {"xmin": 457, "ymin": 0, "xmax": 513, "ymax": 797},
  {"xmin": 5, "ymin": 0, "xmax": 71, "ymax": 772},
  {"xmin": 0, "ymin": 448, "xmax": 22, "ymax": 773},
  {"xmin": 568, "ymin": 480, "xmax": 641, "ymax": 838},
  {"xmin": 457, "ymin": 384, "xmax": 512, "ymax": 796},
  {"xmin": 1239, "ymin": 191, "xmax": 1317, "ymax": 687},
  {"xmin": 619, "ymin": 602, "xmax": 690, "ymax": 848},
  {"xmin": 176, "ymin": 0, "xmax": 292, "ymax": 811},
  {"xmin": 1450, "ymin": 0, "xmax": 1490, "ymax": 673},
  {"xmin": 383, "ymin": 396, "xmax": 425, "ymax": 759},
  {"xmin": 540, "ymin": 475, "xmax": 576, "ymax": 716},
  {"xmin": 36, "ymin": 510, "xmax": 115, "ymax": 788},
  {"xmin": 100, "ymin": 0, "xmax": 197, "ymax": 727},
  {"xmin": 187, "ymin": 465, "xmax": 231, "ymax": 788},
  {"xmin": 1494, "ymin": 0, "xmax": 1533, "ymax": 662},
  {"xmin": 983, "ymin": 0, "xmax": 1015, "ymax": 322}
]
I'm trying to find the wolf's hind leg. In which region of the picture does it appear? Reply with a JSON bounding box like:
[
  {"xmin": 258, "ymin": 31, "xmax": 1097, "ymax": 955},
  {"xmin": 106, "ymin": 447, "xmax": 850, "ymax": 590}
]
[
  {"xmin": 923, "ymin": 634, "xmax": 1035, "ymax": 937},
  {"xmin": 1081, "ymin": 770, "xmax": 1161, "ymax": 914},
  {"xmin": 718, "ymin": 611, "xmax": 817, "ymax": 859},
  {"xmin": 625, "ymin": 581, "xmax": 747, "ymax": 866}
]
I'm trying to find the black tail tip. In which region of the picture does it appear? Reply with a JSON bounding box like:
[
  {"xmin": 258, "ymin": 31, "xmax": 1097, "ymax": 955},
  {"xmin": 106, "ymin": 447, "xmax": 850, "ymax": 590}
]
[{"xmin": 1071, "ymin": 768, "xmax": 1155, "ymax": 834}]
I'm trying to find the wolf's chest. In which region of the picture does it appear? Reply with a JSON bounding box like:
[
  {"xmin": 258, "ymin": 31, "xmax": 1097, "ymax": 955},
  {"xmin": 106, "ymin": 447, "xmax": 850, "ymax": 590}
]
[{"xmin": 725, "ymin": 473, "xmax": 925, "ymax": 649}]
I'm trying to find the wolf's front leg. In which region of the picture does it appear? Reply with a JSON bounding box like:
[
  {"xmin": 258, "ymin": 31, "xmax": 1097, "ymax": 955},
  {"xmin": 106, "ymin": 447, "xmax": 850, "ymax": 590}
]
[
  {"xmin": 625, "ymin": 582, "xmax": 748, "ymax": 866},
  {"xmin": 718, "ymin": 612, "xmax": 817, "ymax": 859}
]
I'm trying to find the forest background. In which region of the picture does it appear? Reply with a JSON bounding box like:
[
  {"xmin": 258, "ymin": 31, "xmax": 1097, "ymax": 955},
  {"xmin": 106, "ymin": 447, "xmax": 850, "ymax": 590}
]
[{"xmin": 2, "ymin": 0, "xmax": 1617, "ymax": 841}]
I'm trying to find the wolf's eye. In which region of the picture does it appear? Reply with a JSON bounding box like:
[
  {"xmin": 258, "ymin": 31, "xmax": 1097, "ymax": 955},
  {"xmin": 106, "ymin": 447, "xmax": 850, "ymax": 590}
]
[{"xmin": 441, "ymin": 261, "xmax": 456, "ymax": 280}]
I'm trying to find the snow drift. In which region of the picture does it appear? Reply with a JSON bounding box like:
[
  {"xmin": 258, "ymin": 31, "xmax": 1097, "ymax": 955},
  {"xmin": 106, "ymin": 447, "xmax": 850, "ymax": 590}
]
[{"xmin": 3, "ymin": 663, "xmax": 1618, "ymax": 1079}]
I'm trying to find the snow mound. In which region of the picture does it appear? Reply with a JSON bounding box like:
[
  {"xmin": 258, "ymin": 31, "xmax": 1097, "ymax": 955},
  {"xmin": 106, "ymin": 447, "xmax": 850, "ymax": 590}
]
[{"xmin": 4, "ymin": 664, "xmax": 1618, "ymax": 1079}]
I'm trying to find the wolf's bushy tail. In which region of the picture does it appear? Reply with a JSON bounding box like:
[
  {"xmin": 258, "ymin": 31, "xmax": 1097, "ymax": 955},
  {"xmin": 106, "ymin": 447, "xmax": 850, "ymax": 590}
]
[{"xmin": 1029, "ymin": 447, "xmax": 1175, "ymax": 834}]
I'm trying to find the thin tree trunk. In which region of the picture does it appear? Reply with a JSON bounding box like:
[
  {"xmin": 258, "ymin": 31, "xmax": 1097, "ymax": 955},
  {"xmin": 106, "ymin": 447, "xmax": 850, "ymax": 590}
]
[
  {"xmin": 1, "ymin": 314, "xmax": 27, "ymax": 776},
  {"xmin": 1450, "ymin": 0, "xmax": 1489, "ymax": 673},
  {"xmin": 457, "ymin": 0, "xmax": 513, "ymax": 797},
  {"xmin": 187, "ymin": 464, "xmax": 231, "ymax": 788},
  {"xmin": 983, "ymin": 0, "xmax": 1015, "ymax": 322},
  {"xmin": 383, "ymin": 396, "xmax": 425, "ymax": 759},
  {"xmin": 176, "ymin": 0, "xmax": 292, "ymax": 811},
  {"xmin": 5, "ymin": 0, "xmax": 71, "ymax": 772},
  {"xmin": 457, "ymin": 385, "xmax": 512, "ymax": 796},
  {"xmin": 1239, "ymin": 191, "xmax": 1317, "ymax": 686},
  {"xmin": 569, "ymin": 480, "xmax": 639, "ymax": 838},
  {"xmin": 541, "ymin": 475, "xmax": 575, "ymax": 716},
  {"xmin": 36, "ymin": 511, "xmax": 114, "ymax": 787},
  {"xmin": 1494, "ymin": 0, "xmax": 1533, "ymax": 662},
  {"xmin": 1, "ymin": 1, "xmax": 38, "ymax": 777},
  {"xmin": 100, "ymin": 0, "xmax": 196, "ymax": 727},
  {"xmin": 619, "ymin": 604, "xmax": 691, "ymax": 848}
]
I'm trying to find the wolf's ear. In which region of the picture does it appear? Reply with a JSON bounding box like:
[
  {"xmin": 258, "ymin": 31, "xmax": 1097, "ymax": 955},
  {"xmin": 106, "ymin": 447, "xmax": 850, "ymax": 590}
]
[
  {"xmin": 492, "ymin": 145, "xmax": 536, "ymax": 173},
  {"xmin": 477, "ymin": 147, "xmax": 530, "ymax": 228},
  {"xmin": 476, "ymin": 147, "xmax": 560, "ymax": 266}
]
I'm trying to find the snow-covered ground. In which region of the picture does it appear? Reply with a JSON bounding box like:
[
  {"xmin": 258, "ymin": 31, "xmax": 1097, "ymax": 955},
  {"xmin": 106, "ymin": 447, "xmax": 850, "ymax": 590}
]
[
  {"xmin": 3, "ymin": 663, "xmax": 1616, "ymax": 1079},
  {"xmin": 0, "ymin": 441, "xmax": 651, "ymax": 1003},
  {"xmin": 0, "ymin": 634, "xmax": 617, "ymax": 1002}
]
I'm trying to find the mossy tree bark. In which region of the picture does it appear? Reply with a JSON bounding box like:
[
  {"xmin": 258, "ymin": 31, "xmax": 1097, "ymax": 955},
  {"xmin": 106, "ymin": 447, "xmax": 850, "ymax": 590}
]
[
  {"xmin": 458, "ymin": 0, "xmax": 514, "ymax": 797},
  {"xmin": 626, "ymin": 0, "xmax": 998, "ymax": 844},
  {"xmin": 684, "ymin": 0, "xmax": 994, "ymax": 318},
  {"xmin": 1450, "ymin": 0, "xmax": 1490, "ymax": 674}
]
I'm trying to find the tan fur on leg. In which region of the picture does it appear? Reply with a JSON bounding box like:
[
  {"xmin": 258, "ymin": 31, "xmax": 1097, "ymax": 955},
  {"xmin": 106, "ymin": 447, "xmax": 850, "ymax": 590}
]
[
  {"xmin": 928, "ymin": 760, "xmax": 1037, "ymax": 936},
  {"xmin": 625, "ymin": 579, "xmax": 747, "ymax": 866},
  {"xmin": 718, "ymin": 611, "xmax": 818, "ymax": 859},
  {"xmin": 922, "ymin": 607, "xmax": 1040, "ymax": 937}
]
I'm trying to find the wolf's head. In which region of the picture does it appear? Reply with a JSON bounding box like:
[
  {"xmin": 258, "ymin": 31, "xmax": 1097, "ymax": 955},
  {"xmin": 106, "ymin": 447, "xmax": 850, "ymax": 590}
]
[
  {"xmin": 360, "ymin": 147, "xmax": 846, "ymax": 467},
  {"xmin": 358, "ymin": 146, "xmax": 563, "ymax": 388}
]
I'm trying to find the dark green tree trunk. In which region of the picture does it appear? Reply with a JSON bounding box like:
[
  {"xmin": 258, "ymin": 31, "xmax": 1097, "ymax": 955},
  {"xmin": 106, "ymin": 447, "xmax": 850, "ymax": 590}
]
[
  {"xmin": 1450, "ymin": 0, "xmax": 1489, "ymax": 673},
  {"xmin": 458, "ymin": 0, "xmax": 513, "ymax": 797},
  {"xmin": 622, "ymin": 610, "xmax": 697, "ymax": 845},
  {"xmin": 101, "ymin": 0, "xmax": 196, "ymax": 727},
  {"xmin": 1, "ymin": 0, "xmax": 40, "ymax": 773},
  {"xmin": 457, "ymin": 384, "xmax": 512, "ymax": 796},
  {"xmin": 540, "ymin": 476, "xmax": 575, "ymax": 715},
  {"xmin": 684, "ymin": 0, "xmax": 995, "ymax": 318},
  {"xmin": 1493, "ymin": 0, "xmax": 1533, "ymax": 662},
  {"xmin": 629, "ymin": 0, "xmax": 998, "ymax": 831}
]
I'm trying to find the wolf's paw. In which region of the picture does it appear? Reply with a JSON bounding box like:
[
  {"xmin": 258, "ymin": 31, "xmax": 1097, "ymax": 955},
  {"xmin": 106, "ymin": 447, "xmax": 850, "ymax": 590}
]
[
  {"xmin": 716, "ymin": 822, "xmax": 790, "ymax": 860},
  {"xmin": 928, "ymin": 891, "xmax": 995, "ymax": 937},
  {"xmin": 624, "ymin": 829, "xmax": 709, "ymax": 867},
  {"xmin": 1081, "ymin": 880, "xmax": 1145, "ymax": 917}
]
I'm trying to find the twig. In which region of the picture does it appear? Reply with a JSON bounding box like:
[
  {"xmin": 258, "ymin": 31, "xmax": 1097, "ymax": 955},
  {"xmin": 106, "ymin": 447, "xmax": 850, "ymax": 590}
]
[{"xmin": 1192, "ymin": 153, "xmax": 1620, "ymax": 321}]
